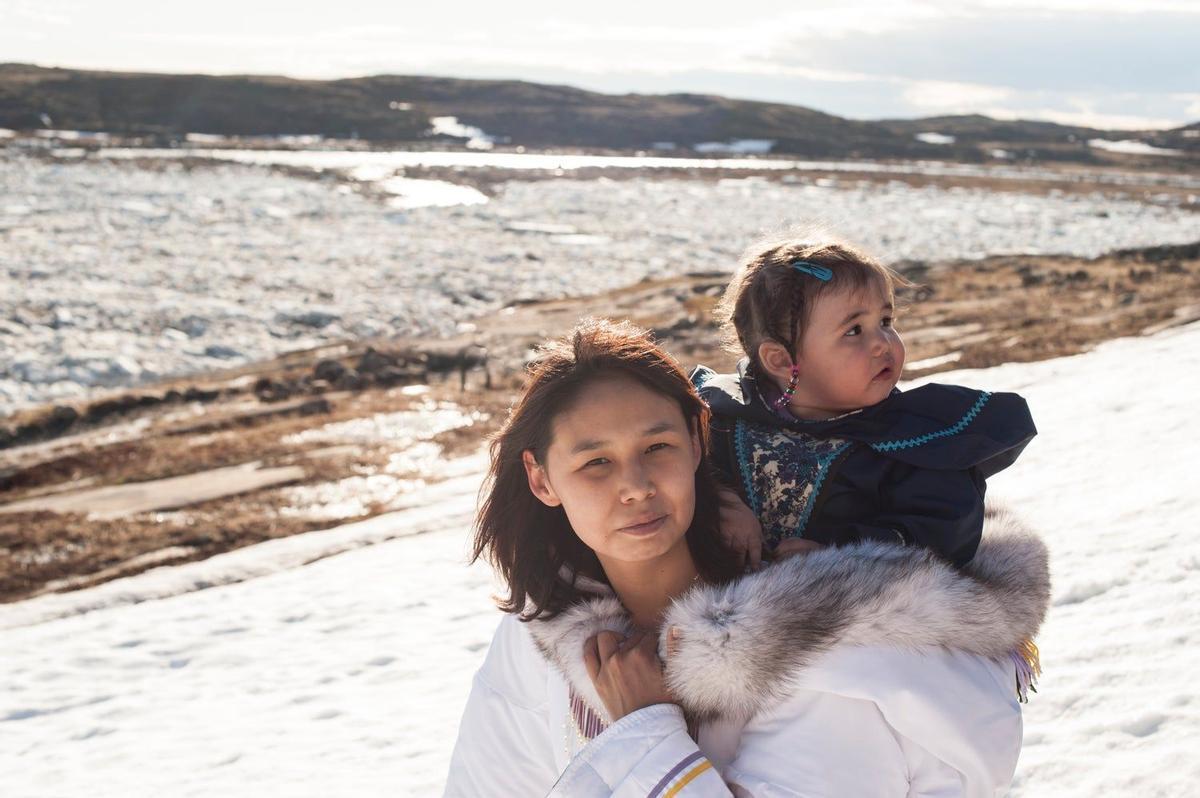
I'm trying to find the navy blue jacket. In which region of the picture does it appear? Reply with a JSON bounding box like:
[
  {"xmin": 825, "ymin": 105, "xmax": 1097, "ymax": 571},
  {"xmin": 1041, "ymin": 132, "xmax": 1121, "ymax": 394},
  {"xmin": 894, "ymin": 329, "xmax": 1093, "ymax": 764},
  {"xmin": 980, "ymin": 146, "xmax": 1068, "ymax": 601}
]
[{"xmin": 693, "ymin": 360, "xmax": 1036, "ymax": 566}]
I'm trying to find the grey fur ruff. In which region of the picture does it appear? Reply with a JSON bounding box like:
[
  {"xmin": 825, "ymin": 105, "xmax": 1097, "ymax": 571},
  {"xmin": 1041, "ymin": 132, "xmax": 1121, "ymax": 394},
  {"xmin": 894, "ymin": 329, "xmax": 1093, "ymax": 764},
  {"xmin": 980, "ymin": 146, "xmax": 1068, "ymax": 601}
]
[{"xmin": 528, "ymin": 506, "xmax": 1050, "ymax": 724}]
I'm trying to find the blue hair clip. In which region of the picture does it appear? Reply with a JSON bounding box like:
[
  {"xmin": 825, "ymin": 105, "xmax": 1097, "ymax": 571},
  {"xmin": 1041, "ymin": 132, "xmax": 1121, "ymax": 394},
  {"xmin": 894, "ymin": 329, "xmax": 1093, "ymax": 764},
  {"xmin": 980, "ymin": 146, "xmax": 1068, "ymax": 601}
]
[{"xmin": 790, "ymin": 260, "xmax": 833, "ymax": 281}]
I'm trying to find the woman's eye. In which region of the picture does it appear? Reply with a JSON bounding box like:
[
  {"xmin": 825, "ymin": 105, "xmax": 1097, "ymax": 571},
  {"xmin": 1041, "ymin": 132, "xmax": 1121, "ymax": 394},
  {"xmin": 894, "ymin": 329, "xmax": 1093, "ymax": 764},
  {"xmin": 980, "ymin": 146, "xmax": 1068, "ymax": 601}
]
[
  {"xmin": 845, "ymin": 324, "xmax": 861, "ymax": 337},
  {"xmin": 582, "ymin": 458, "xmax": 609, "ymax": 469},
  {"xmin": 646, "ymin": 442, "xmax": 671, "ymax": 453}
]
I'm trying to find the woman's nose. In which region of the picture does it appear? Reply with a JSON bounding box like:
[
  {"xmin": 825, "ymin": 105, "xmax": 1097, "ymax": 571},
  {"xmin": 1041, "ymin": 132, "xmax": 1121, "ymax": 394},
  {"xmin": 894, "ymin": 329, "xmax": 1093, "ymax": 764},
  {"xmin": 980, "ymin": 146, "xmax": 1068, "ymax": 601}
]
[{"xmin": 618, "ymin": 463, "xmax": 656, "ymax": 503}]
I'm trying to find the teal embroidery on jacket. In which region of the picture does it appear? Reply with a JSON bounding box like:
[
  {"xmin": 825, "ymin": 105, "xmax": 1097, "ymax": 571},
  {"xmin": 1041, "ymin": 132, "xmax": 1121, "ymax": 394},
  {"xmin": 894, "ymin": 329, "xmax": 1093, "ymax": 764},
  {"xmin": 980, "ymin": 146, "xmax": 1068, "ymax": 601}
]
[
  {"xmin": 734, "ymin": 419, "xmax": 760, "ymax": 516},
  {"xmin": 870, "ymin": 391, "xmax": 991, "ymax": 452},
  {"xmin": 691, "ymin": 366, "xmax": 715, "ymax": 390}
]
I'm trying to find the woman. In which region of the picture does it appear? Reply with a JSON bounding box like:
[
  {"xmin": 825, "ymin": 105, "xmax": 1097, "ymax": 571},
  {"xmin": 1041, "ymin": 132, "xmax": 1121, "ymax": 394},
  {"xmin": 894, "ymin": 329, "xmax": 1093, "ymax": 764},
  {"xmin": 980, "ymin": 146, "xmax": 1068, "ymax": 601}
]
[{"xmin": 445, "ymin": 318, "xmax": 1048, "ymax": 797}]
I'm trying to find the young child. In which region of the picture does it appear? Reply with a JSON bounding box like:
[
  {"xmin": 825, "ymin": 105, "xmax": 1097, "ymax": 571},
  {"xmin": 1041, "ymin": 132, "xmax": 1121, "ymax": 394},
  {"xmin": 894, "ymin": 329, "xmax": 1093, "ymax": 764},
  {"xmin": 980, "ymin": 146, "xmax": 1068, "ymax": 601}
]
[{"xmin": 694, "ymin": 235, "xmax": 1036, "ymax": 568}]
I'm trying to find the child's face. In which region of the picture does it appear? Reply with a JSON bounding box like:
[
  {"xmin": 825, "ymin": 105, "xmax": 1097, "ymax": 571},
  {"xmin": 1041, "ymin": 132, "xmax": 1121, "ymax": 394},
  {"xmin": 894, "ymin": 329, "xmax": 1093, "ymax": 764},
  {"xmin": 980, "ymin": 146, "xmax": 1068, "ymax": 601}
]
[
  {"xmin": 521, "ymin": 375, "xmax": 702, "ymax": 569},
  {"xmin": 788, "ymin": 283, "xmax": 905, "ymax": 419}
]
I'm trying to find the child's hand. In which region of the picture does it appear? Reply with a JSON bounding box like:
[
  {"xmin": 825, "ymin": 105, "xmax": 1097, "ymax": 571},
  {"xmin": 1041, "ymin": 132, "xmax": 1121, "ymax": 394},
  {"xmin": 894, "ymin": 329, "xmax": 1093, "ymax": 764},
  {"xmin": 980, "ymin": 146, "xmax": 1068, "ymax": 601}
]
[
  {"xmin": 773, "ymin": 538, "xmax": 827, "ymax": 559},
  {"xmin": 718, "ymin": 485, "xmax": 763, "ymax": 570}
]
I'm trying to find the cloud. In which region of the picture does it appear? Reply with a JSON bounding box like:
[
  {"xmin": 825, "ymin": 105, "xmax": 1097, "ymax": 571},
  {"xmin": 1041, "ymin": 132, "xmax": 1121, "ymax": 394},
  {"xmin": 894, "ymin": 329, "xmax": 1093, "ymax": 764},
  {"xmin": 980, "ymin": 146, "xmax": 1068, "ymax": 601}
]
[
  {"xmin": 901, "ymin": 80, "xmax": 1013, "ymax": 112},
  {"xmin": 1178, "ymin": 94, "xmax": 1200, "ymax": 119},
  {"xmin": 0, "ymin": 0, "xmax": 75, "ymax": 26},
  {"xmin": 771, "ymin": 10, "xmax": 1198, "ymax": 94},
  {"xmin": 982, "ymin": 107, "xmax": 1185, "ymax": 130},
  {"xmin": 4, "ymin": 1, "xmax": 1195, "ymax": 128},
  {"xmin": 973, "ymin": 0, "xmax": 1200, "ymax": 12}
]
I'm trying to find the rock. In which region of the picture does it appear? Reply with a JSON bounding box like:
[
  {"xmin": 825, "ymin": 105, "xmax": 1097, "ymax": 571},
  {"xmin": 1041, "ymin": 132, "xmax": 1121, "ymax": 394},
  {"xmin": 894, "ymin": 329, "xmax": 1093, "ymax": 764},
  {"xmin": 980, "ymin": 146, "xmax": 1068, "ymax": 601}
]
[
  {"xmin": 178, "ymin": 315, "xmax": 208, "ymax": 338},
  {"xmin": 373, "ymin": 365, "xmax": 422, "ymax": 387},
  {"xmin": 183, "ymin": 386, "xmax": 220, "ymax": 402},
  {"xmin": 44, "ymin": 405, "xmax": 79, "ymax": 435},
  {"xmin": 204, "ymin": 345, "xmax": 242, "ymax": 360},
  {"xmin": 357, "ymin": 347, "xmax": 399, "ymax": 375},
  {"xmin": 60, "ymin": 356, "xmax": 142, "ymax": 387},
  {"xmin": 278, "ymin": 310, "xmax": 340, "ymax": 329},
  {"xmin": 350, "ymin": 318, "xmax": 390, "ymax": 338},
  {"xmin": 86, "ymin": 396, "xmax": 138, "ymax": 423},
  {"xmin": 298, "ymin": 398, "xmax": 332, "ymax": 416},
  {"xmin": 253, "ymin": 377, "xmax": 292, "ymax": 402},
  {"xmin": 425, "ymin": 347, "xmax": 487, "ymax": 374},
  {"xmin": 50, "ymin": 307, "xmax": 75, "ymax": 329},
  {"xmin": 655, "ymin": 315, "xmax": 702, "ymax": 337},
  {"xmin": 313, "ymin": 359, "xmax": 347, "ymax": 383},
  {"xmin": 334, "ymin": 371, "xmax": 366, "ymax": 391}
]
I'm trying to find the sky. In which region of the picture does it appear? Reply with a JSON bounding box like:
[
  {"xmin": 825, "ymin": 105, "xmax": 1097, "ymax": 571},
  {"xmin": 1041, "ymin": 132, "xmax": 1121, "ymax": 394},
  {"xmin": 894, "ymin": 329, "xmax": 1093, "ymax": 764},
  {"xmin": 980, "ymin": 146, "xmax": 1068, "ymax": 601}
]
[{"xmin": 2, "ymin": 0, "xmax": 1198, "ymax": 130}]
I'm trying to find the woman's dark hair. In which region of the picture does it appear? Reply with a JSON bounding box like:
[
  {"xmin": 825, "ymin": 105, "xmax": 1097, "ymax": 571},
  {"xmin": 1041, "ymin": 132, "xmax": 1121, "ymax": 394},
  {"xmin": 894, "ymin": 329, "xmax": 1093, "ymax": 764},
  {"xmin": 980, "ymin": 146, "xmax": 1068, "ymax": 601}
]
[{"xmin": 472, "ymin": 317, "xmax": 739, "ymax": 621}]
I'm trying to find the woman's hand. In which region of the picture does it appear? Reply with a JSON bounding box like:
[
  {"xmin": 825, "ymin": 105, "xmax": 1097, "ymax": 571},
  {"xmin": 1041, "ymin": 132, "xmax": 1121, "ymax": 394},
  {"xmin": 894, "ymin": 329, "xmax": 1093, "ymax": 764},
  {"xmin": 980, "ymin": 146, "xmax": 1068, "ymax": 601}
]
[
  {"xmin": 718, "ymin": 485, "xmax": 763, "ymax": 570},
  {"xmin": 583, "ymin": 630, "xmax": 674, "ymax": 721},
  {"xmin": 773, "ymin": 538, "xmax": 826, "ymax": 559}
]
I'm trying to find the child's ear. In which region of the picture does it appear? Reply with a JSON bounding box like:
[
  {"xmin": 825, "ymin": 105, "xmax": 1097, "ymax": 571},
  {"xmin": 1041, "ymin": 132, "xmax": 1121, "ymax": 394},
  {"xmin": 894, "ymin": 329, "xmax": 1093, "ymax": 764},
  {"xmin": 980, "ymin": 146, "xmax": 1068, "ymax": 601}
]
[
  {"xmin": 757, "ymin": 341, "xmax": 796, "ymax": 383},
  {"xmin": 522, "ymin": 450, "xmax": 562, "ymax": 507}
]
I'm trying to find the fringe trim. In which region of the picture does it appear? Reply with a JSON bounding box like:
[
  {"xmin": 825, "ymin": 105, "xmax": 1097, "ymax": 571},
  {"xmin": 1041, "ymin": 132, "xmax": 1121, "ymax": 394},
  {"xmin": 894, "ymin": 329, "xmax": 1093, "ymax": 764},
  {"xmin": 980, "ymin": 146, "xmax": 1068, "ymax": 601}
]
[
  {"xmin": 569, "ymin": 687, "xmax": 608, "ymax": 740},
  {"xmin": 1010, "ymin": 639, "xmax": 1042, "ymax": 703}
]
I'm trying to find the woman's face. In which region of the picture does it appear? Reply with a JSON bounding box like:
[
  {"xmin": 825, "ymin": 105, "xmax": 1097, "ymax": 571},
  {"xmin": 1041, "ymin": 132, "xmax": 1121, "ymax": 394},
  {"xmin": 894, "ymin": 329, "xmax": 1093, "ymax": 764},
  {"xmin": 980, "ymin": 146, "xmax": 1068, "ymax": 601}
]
[{"xmin": 523, "ymin": 374, "xmax": 701, "ymax": 567}]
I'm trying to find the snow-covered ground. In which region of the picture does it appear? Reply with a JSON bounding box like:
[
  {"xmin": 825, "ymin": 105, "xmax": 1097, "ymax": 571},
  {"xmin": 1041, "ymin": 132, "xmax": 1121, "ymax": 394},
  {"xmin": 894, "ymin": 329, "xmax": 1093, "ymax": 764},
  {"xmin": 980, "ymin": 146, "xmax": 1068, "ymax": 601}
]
[
  {"xmin": 87, "ymin": 146, "xmax": 1200, "ymax": 190},
  {"xmin": 4, "ymin": 152, "xmax": 1199, "ymax": 412},
  {"xmin": 2, "ymin": 321, "xmax": 1197, "ymax": 797}
]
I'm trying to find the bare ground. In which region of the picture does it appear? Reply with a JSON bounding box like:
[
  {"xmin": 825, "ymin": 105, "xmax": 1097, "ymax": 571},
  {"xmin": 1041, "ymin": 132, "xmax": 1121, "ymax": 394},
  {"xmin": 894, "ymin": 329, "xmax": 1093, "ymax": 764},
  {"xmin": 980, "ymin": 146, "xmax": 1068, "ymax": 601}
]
[{"xmin": 2, "ymin": 238, "xmax": 1197, "ymax": 603}]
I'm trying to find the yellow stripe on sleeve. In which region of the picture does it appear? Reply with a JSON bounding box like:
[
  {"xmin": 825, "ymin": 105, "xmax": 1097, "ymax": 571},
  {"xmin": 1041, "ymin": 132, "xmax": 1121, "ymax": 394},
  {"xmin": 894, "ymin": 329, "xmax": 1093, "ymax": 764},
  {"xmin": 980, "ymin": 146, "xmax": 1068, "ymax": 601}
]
[{"xmin": 662, "ymin": 760, "xmax": 714, "ymax": 797}]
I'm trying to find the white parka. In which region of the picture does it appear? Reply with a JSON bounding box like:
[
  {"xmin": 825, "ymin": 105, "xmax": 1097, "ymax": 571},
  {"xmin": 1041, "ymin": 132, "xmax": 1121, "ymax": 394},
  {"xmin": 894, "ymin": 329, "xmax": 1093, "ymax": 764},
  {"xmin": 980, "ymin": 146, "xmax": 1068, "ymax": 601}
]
[{"xmin": 445, "ymin": 508, "xmax": 1049, "ymax": 797}]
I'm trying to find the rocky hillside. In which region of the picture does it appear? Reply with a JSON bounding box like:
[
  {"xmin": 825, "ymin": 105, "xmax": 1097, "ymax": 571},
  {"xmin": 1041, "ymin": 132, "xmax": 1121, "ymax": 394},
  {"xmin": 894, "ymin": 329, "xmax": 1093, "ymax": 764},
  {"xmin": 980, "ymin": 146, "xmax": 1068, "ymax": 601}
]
[{"xmin": 2, "ymin": 63, "xmax": 1196, "ymax": 165}]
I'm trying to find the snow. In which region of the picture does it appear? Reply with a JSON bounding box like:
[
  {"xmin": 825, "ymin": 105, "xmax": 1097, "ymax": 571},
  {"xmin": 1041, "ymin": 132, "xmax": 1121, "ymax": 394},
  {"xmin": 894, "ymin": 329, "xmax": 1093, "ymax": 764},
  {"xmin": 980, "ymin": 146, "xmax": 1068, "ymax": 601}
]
[
  {"xmin": 4, "ymin": 151, "xmax": 1198, "ymax": 412},
  {"xmin": 375, "ymin": 176, "xmax": 488, "ymax": 209},
  {"xmin": 34, "ymin": 130, "xmax": 112, "ymax": 142},
  {"xmin": 916, "ymin": 132, "xmax": 956, "ymax": 145},
  {"xmin": 1088, "ymin": 139, "xmax": 1183, "ymax": 157},
  {"xmin": 2, "ymin": 322, "xmax": 1199, "ymax": 796},
  {"xmin": 89, "ymin": 147, "xmax": 1200, "ymax": 190},
  {"xmin": 428, "ymin": 117, "xmax": 495, "ymax": 151},
  {"xmin": 693, "ymin": 139, "xmax": 776, "ymax": 154}
]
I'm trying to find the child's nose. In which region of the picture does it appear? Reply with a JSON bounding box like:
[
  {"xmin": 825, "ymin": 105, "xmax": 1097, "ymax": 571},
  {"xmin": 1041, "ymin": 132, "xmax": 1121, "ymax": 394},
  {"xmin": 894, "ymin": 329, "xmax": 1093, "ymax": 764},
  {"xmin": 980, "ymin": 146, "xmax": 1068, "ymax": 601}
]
[{"xmin": 870, "ymin": 330, "xmax": 890, "ymax": 355}]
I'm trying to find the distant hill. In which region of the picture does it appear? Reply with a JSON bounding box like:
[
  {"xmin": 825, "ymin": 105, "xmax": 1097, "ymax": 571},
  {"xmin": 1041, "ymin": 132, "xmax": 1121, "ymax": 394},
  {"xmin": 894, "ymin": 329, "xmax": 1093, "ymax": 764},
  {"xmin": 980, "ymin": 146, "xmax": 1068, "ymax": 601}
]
[{"xmin": 1, "ymin": 64, "xmax": 1196, "ymax": 165}]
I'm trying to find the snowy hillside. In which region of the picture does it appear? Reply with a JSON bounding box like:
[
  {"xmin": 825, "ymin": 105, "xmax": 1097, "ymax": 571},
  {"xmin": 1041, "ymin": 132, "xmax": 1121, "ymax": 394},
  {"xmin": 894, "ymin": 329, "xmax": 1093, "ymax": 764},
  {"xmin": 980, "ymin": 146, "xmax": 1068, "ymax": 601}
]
[{"xmin": 3, "ymin": 321, "xmax": 1199, "ymax": 797}]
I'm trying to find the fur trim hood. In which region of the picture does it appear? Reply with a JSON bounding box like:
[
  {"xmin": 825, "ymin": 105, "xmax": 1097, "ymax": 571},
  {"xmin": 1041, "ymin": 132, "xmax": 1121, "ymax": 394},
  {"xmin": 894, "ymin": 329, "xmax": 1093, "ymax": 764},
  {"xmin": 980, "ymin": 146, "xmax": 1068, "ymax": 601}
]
[{"xmin": 527, "ymin": 506, "xmax": 1049, "ymax": 723}]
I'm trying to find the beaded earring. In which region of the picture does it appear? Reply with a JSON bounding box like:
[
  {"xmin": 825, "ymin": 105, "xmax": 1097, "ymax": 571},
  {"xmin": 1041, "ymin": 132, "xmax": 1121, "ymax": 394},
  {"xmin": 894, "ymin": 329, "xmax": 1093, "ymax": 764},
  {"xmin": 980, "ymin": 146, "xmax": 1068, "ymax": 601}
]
[{"xmin": 771, "ymin": 365, "xmax": 800, "ymax": 411}]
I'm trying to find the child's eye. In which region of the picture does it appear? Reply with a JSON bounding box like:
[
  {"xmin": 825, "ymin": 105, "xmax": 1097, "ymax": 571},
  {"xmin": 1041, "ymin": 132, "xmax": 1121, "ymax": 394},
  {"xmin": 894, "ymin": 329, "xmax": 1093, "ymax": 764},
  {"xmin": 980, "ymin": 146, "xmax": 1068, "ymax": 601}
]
[
  {"xmin": 582, "ymin": 458, "xmax": 609, "ymax": 469},
  {"xmin": 845, "ymin": 324, "xmax": 862, "ymax": 337},
  {"xmin": 882, "ymin": 316, "xmax": 895, "ymax": 328}
]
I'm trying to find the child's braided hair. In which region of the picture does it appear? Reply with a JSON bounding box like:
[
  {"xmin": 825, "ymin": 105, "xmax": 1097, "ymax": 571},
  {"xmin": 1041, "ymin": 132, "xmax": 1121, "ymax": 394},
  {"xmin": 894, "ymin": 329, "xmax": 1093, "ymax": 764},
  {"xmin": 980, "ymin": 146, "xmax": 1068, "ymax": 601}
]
[{"xmin": 717, "ymin": 232, "xmax": 907, "ymax": 375}]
